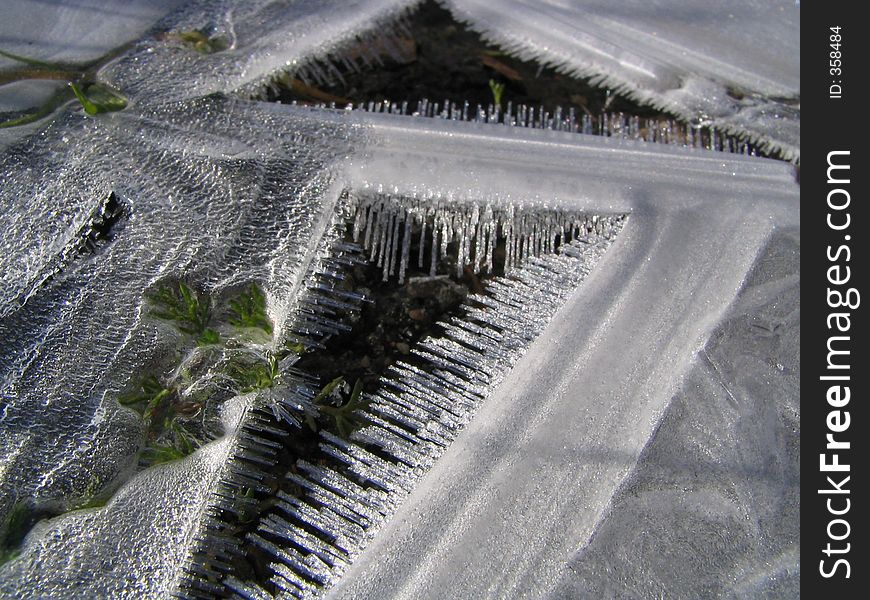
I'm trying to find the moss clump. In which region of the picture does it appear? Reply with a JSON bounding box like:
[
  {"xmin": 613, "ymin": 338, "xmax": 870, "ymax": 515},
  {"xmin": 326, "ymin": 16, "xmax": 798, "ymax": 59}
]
[
  {"xmin": 146, "ymin": 281, "xmax": 219, "ymax": 346},
  {"xmin": 129, "ymin": 282, "xmax": 283, "ymax": 466},
  {"xmin": 228, "ymin": 284, "xmax": 273, "ymax": 334}
]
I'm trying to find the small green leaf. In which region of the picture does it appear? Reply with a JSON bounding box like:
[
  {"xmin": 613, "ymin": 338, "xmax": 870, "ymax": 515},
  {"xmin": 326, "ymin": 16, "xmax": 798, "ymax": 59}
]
[
  {"xmin": 171, "ymin": 30, "xmax": 229, "ymax": 54},
  {"xmin": 141, "ymin": 444, "xmax": 186, "ymax": 466},
  {"xmin": 119, "ymin": 376, "xmax": 166, "ymax": 408},
  {"xmin": 70, "ymin": 82, "xmax": 127, "ymax": 116},
  {"xmin": 142, "ymin": 388, "xmax": 171, "ymax": 428},
  {"xmin": 283, "ymin": 341, "xmax": 305, "ymax": 355},
  {"xmin": 313, "ymin": 376, "xmax": 345, "ymax": 405},
  {"xmin": 225, "ymin": 353, "xmax": 279, "ymax": 392},
  {"xmin": 197, "ymin": 328, "xmax": 220, "ymax": 346},
  {"xmin": 146, "ymin": 281, "xmax": 212, "ymax": 338},
  {"xmin": 318, "ymin": 378, "xmax": 371, "ymax": 438},
  {"xmin": 69, "ymin": 81, "xmax": 98, "ymax": 115},
  {"xmin": 228, "ymin": 284, "xmax": 273, "ymax": 334},
  {"xmin": 488, "ymin": 79, "xmax": 505, "ymax": 107},
  {"xmin": 171, "ymin": 422, "xmax": 195, "ymax": 456},
  {"xmin": 85, "ymin": 83, "xmax": 127, "ymax": 111}
]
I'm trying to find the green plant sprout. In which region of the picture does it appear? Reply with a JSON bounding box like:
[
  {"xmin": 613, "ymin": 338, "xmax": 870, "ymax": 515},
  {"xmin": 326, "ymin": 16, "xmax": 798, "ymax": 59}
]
[
  {"xmin": 488, "ymin": 78, "xmax": 505, "ymax": 108},
  {"xmin": 146, "ymin": 281, "xmax": 219, "ymax": 345},
  {"xmin": 119, "ymin": 375, "xmax": 199, "ymax": 466},
  {"xmin": 315, "ymin": 378, "xmax": 371, "ymax": 438},
  {"xmin": 140, "ymin": 419, "xmax": 198, "ymax": 467},
  {"xmin": 125, "ymin": 281, "xmax": 307, "ymax": 467},
  {"xmin": 0, "ymin": 48, "xmax": 129, "ymax": 126},
  {"xmin": 141, "ymin": 443, "xmax": 188, "ymax": 466},
  {"xmin": 229, "ymin": 284, "xmax": 273, "ymax": 334},
  {"xmin": 313, "ymin": 375, "xmax": 346, "ymax": 404},
  {"xmin": 283, "ymin": 340, "xmax": 306, "ymax": 355},
  {"xmin": 69, "ymin": 82, "xmax": 128, "ymax": 116},
  {"xmin": 226, "ymin": 353, "xmax": 280, "ymax": 393}
]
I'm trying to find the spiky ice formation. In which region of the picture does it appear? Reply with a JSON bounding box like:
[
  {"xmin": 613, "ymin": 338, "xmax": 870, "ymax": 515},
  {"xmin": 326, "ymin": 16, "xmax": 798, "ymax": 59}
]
[
  {"xmin": 178, "ymin": 205, "xmax": 625, "ymax": 599},
  {"xmin": 351, "ymin": 192, "xmax": 613, "ymax": 281},
  {"xmin": 440, "ymin": 0, "xmax": 800, "ymax": 160}
]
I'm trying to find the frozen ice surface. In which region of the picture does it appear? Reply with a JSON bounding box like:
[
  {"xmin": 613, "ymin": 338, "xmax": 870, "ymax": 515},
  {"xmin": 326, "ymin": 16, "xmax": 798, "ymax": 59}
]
[
  {"xmin": 325, "ymin": 115, "xmax": 799, "ymax": 600},
  {"xmin": 545, "ymin": 230, "xmax": 800, "ymax": 599},
  {"xmin": 443, "ymin": 0, "xmax": 800, "ymax": 159},
  {"xmin": 0, "ymin": 1, "xmax": 186, "ymax": 69},
  {"xmin": 0, "ymin": 0, "xmax": 187, "ymax": 148},
  {"xmin": 100, "ymin": 0, "xmax": 416, "ymax": 106},
  {"xmin": 99, "ymin": 0, "xmax": 797, "ymax": 157},
  {"xmin": 0, "ymin": 438, "xmax": 234, "ymax": 599},
  {"xmin": 1, "ymin": 102, "xmax": 799, "ymax": 597},
  {"xmin": 2, "ymin": 0, "xmax": 799, "ymax": 597},
  {"xmin": 0, "ymin": 81, "xmax": 65, "ymax": 114},
  {"xmin": 0, "ymin": 97, "xmax": 363, "ymax": 557},
  {"xmin": 4, "ymin": 0, "xmax": 799, "ymax": 156}
]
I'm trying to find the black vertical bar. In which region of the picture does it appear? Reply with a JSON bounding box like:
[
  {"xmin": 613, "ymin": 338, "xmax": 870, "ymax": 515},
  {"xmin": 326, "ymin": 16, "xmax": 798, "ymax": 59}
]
[{"xmin": 803, "ymin": 2, "xmax": 866, "ymax": 596}]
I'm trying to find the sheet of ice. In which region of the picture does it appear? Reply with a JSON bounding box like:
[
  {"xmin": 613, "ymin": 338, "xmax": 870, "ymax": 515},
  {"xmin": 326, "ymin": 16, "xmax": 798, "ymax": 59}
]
[
  {"xmin": 4, "ymin": 0, "xmax": 799, "ymax": 158},
  {"xmin": 1, "ymin": 100, "xmax": 798, "ymax": 597},
  {"xmin": 100, "ymin": 0, "xmax": 416, "ymax": 106},
  {"xmin": 0, "ymin": 97, "xmax": 363, "ymax": 570},
  {"xmin": 96, "ymin": 0, "xmax": 798, "ymax": 161},
  {"xmin": 0, "ymin": 0, "xmax": 186, "ymax": 69},
  {"xmin": 0, "ymin": 438, "xmax": 234, "ymax": 599},
  {"xmin": 545, "ymin": 229, "xmax": 799, "ymax": 599},
  {"xmin": 1, "ymin": 0, "xmax": 799, "ymax": 597},
  {"xmin": 0, "ymin": 81, "xmax": 64, "ymax": 113},
  {"xmin": 443, "ymin": 0, "xmax": 800, "ymax": 159},
  {"xmin": 325, "ymin": 114, "xmax": 799, "ymax": 599},
  {"xmin": 0, "ymin": 1, "xmax": 185, "ymax": 149}
]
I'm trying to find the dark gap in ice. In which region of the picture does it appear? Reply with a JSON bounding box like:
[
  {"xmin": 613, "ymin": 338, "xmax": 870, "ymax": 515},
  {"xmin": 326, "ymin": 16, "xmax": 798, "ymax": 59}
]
[
  {"xmin": 256, "ymin": 0, "xmax": 771, "ymax": 158},
  {"xmin": 263, "ymin": 0, "xmax": 663, "ymax": 119},
  {"xmin": 80, "ymin": 191, "xmax": 126, "ymax": 254},
  {"xmin": 186, "ymin": 215, "xmax": 504, "ymax": 595},
  {"xmin": 182, "ymin": 200, "xmax": 612, "ymax": 597}
]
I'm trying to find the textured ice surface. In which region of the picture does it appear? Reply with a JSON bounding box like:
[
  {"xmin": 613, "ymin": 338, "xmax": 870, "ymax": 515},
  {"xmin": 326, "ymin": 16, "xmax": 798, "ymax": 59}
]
[
  {"xmin": 545, "ymin": 230, "xmax": 800, "ymax": 599},
  {"xmin": 0, "ymin": 438, "xmax": 234, "ymax": 599},
  {"xmin": 203, "ymin": 212, "xmax": 624, "ymax": 598},
  {"xmin": 0, "ymin": 98, "xmax": 362, "ymax": 549},
  {"xmin": 4, "ymin": 0, "xmax": 799, "ymax": 157},
  {"xmin": 100, "ymin": 0, "xmax": 416, "ymax": 107},
  {"xmin": 2, "ymin": 0, "xmax": 799, "ymax": 597},
  {"xmin": 99, "ymin": 0, "xmax": 798, "ymax": 158}
]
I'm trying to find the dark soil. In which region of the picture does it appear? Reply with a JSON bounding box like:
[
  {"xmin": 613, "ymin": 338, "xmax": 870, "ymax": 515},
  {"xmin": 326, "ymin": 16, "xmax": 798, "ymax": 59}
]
[
  {"xmin": 264, "ymin": 0, "xmax": 670, "ymax": 121},
  {"xmin": 294, "ymin": 229, "xmax": 494, "ymax": 398}
]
